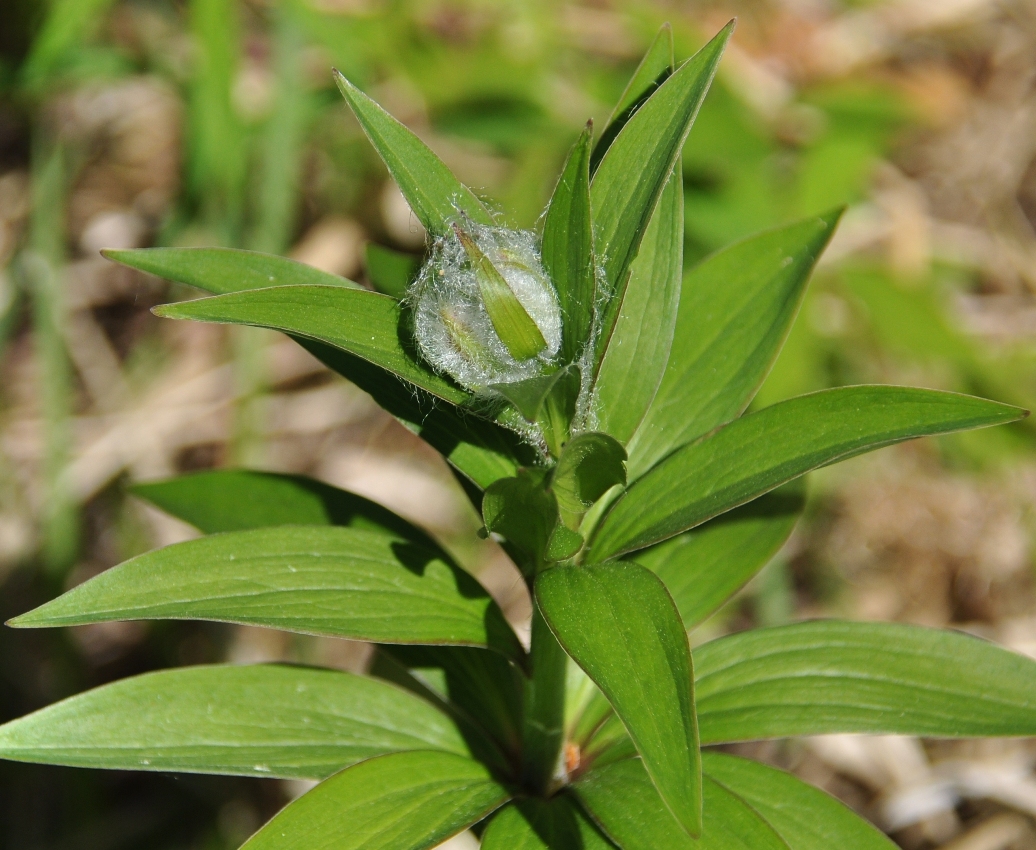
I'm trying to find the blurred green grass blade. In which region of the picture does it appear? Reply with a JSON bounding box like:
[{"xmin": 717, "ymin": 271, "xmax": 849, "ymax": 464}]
[
  {"xmin": 542, "ymin": 124, "xmax": 595, "ymax": 364},
  {"xmin": 575, "ymin": 758, "xmax": 787, "ymax": 850},
  {"xmin": 333, "ymin": 70, "xmax": 492, "ymax": 237},
  {"xmin": 188, "ymin": 0, "xmax": 246, "ymax": 241},
  {"xmin": 695, "ymin": 620, "xmax": 1036, "ymax": 743},
  {"xmin": 634, "ymin": 483, "xmax": 804, "ymax": 631},
  {"xmin": 702, "ymin": 753, "xmax": 898, "ymax": 850},
  {"xmin": 27, "ymin": 139, "xmax": 78, "ymax": 575},
  {"xmin": 10, "ymin": 526, "xmax": 524, "ymax": 661},
  {"xmin": 104, "ymin": 247, "xmax": 360, "ymax": 293},
  {"xmin": 536, "ymin": 562, "xmax": 701, "ymax": 836},
  {"xmin": 590, "ymin": 23, "xmax": 731, "ymax": 337},
  {"xmin": 0, "ymin": 664, "xmax": 469, "ymax": 778},
  {"xmin": 131, "ymin": 469, "xmax": 433, "ymax": 547},
  {"xmin": 240, "ymin": 751, "xmax": 510, "ymax": 850},
  {"xmin": 627, "ymin": 210, "xmax": 842, "ymax": 480},
  {"xmin": 20, "ymin": 0, "xmax": 118, "ymax": 88},
  {"xmin": 250, "ymin": 8, "xmax": 309, "ymax": 255},
  {"xmin": 366, "ymin": 243, "xmax": 420, "ymax": 298},
  {"xmin": 592, "ymin": 159, "xmax": 682, "ymax": 443},
  {"xmin": 590, "ymin": 24, "xmax": 674, "ymax": 175},
  {"xmin": 154, "ymin": 286, "xmax": 469, "ymax": 404},
  {"xmin": 481, "ymin": 797, "xmax": 614, "ymax": 850},
  {"xmin": 589, "ymin": 386, "xmax": 1027, "ymax": 561}
]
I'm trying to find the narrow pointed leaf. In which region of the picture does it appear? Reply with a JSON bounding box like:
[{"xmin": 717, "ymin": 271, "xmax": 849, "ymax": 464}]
[
  {"xmin": 490, "ymin": 368, "xmax": 574, "ymax": 424},
  {"xmin": 0, "ymin": 664, "xmax": 468, "ymax": 778},
  {"xmin": 455, "ymin": 226, "xmax": 547, "ymax": 360},
  {"xmin": 627, "ymin": 211, "xmax": 842, "ymax": 479},
  {"xmin": 10, "ymin": 526, "xmax": 523, "ymax": 661},
  {"xmin": 334, "ymin": 70, "xmax": 492, "ymax": 236},
  {"xmin": 695, "ymin": 620, "xmax": 1036, "ymax": 743},
  {"xmin": 702, "ymin": 753, "xmax": 898, "ymax": 850},
  {"xmin": 132, "ymin": 469, "xmax": 433, "ymax": 546},
  {"xmin": 110, "ymin": 247, "xmax": 528, "ymax": 490},
  {"xmin": 536, "ymin": 562, "xmax": 701, "ymax": 836},
  {"xmin": 590, "ymin": 24, "xmax": 674, "ymax": 173},
  {"xmin": 575, "ymin": 758, "xmax": 788, "ymax": 850},
  {"xmin": 154, "ymin": 286, "xmax": 471, "ymax": 405},
  {"xmin": 103, "ymin": 247, "xmax": 360, "ymax": 293},
  {"xmin": 592, "ymin": 159, "xmax": 682, "ymax": 443},
  {"xmin": 365, "ymin": 243, "xmax": 420, "ymax": 299},
  {"xmin": 298, "ymin": 340, "xmax": 531, "ymax": 492},
  {"xmin": 482, "ymin": 797, "xmax": 615, "ymax": 850},
  {"xmin": 542, "ymin": 126, "xmax": 595, "ymax": 363},
  {"xmin": 241, "ymin": 750, "xmax": 509, "ymax": 850},
  {"xmin": 589, "ymin": 386, "xmax": 1027, "ymax": 561},
  {"xmin": 591, "ymin": 23, "xmax": 731, "ymax": 318},
  {"xmin": 635, "ymin": 483, "xmax": 805, "ymax": 630}
]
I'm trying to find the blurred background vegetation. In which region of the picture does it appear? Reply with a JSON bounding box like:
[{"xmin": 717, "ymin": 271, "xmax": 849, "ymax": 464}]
[{"xmin": 3, "ymin": 0, "xmax": 1036, "ymax": 848}]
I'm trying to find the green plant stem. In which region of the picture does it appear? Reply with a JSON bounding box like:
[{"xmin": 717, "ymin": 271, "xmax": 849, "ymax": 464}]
[
  {"xmin": 27, "ymin": 137, "xmax": 78, "ymax": 577},
  {"xmin": 521, "ymin": 605, "xmax": 566, "ymax": 794}
]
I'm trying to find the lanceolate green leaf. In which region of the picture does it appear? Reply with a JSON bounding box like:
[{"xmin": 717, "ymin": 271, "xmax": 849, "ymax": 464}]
[
  {"xmin": 154, "ymin": 286, "xmax": 470, "ymax": 405},
  {"xmin": 589, "ymin": 386, "xmax": 1026, "ymax": 561},
  {"xmin": 590, "ymin": 23, "xmax": 674, "ymax": 174},
  {"xmin": 592, "ymin": 160, "xmax": 683, "ymax": 442},
  {"xmin": 482, "ymin": 797, "xmax": 615, "ymax": 850},
  {"xmin": 298, "ymin": 340, "xmax": 530, "ymax": 492},
  {"xmin": 536, "ymin": 562, "xmax": 701, "ymax": 836},
  {"xmin": 590, "ymin": 23, "xmax": 731, "ymax": 318},
  {"xmin": 542, "ymin": 125, "xmax": 595, "ymax": 364},
  {"xmin": 10, "ymin": 526, "xmax": 523, "ymax": 661},
  {"xmin": 635, "ymin": 483, "xmax": 805, "ymax": 630},
  {"xmin": 104, "ymin": 247, "xmax": 360, "ymax": 293},
  {"xmin": 0, "ymin": 664, "xmax": 469, "ymax": 778},
  {"xmin": 132, "ymin": 469, "xmax": 434, "ymax": 547},
  {"xmin": 626, "ymin": 210, "xmax": 842, "ymax": 479},
  {"xmin": 241, "ymin": 750, "xmax": 510, "ymax": 850},
  {"xmin": 575, "ymin": 758, "xmax": 787, "ymax": 850},
  {"xmin": 702, "ymin": 753, "xmax": 898, "ymax": 850},
  {"xmin": 333, "ymin": 70, "xmax": 493, "ymax": 236},
  {"xmin": 695, "ymin": 620, "xmax": 1036, "ymax": 743}
]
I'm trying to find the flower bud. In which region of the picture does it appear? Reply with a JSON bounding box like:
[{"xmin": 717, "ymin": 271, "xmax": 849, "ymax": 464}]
[{"xmin": 411, "ymin": 222, "xmax": 561, "ymax": 390}]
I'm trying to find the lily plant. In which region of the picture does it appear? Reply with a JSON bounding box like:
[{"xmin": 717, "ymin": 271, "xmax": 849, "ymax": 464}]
[{"xmin": 3, "ymin": 21, "xmax": 1035, "ymax": 850}]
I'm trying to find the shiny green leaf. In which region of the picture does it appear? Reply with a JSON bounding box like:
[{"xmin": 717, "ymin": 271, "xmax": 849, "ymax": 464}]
[
  {"xmin": 591, "ymin": 23, "xmax": 731, "ymax": 325},
  {"xmin": 695, "ymin": 620, "xmax": 1036, "ymax": 743},
  {"xmin": 104, "ymin": 247, "xmax": 360, "ymax": 293},
  {"xmin": 482, "ymin": 796, "xmax": 615, "ymax": 850},
  {"xmin": 333, "ymin": 71, "xmax": 492, "ymax": 237},
  {"xmin": 543, "ymin": 125, "xmax": 595, "ymax": 364},
  {"xmin": 589, "ymin": 386, "xmax": 1027, "ymax": 561},
  {"xmin": 241, "ymin": 750, "xmax": 509, "ymax": 850},
  {"xmin": 536, "ymin": 562, "xmax": 701, "ymax": 836},
  {"xmin": 575, "ymin": 758, "xmax": 787, "ymax": 850},
  {"xmin": 10, "ymin": 526, "xmax": 523, "ymax": 661},
  {"xmin": 635, "ymin": 483, "xmax": 804, "ymax": 630},
  {"xmin": 627, "ymin": 211, "xmax": 842, "ymax": 479},
  {"xmin": 702, "ymin": 753, "xmax": 897, "ymax": 850},
  {"xmin": 365, "ymin": 243, "xmax": 419, "ymax": 299},
  {"xmin": 0, "ymin": 664, "xmax": 468, "ymax": 778},
  {"xmin": 591, "ymin": 24, "xmax": 674, "ymax": 174},
  {"xmin": 132, "ymin": 469, "xmax": 433, "ymax": 546},
  {"xmin": 593, "ymin": 160, "xmax": 682, "ymax": 443},
  {"xmin": 153, "ymin": 286, "xmax": 470, "ymax": 405}
]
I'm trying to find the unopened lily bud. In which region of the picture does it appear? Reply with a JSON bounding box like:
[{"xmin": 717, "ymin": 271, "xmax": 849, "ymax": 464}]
[{"xmin": 411, "ymin": 222, "xmax": 561, "ymax": 390}]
